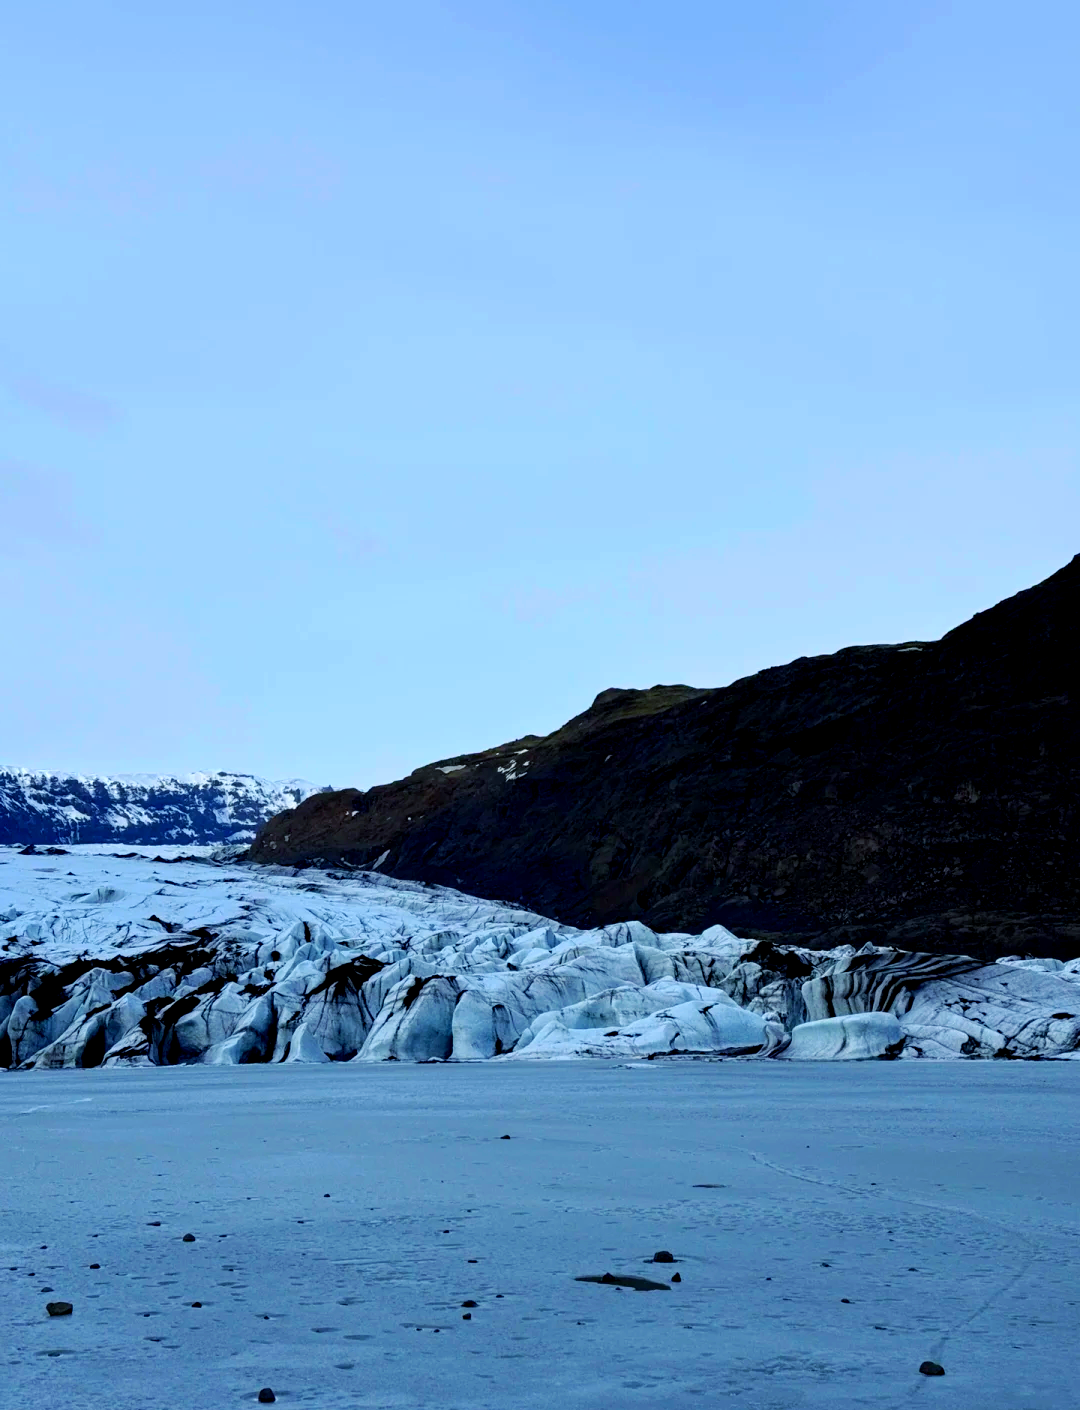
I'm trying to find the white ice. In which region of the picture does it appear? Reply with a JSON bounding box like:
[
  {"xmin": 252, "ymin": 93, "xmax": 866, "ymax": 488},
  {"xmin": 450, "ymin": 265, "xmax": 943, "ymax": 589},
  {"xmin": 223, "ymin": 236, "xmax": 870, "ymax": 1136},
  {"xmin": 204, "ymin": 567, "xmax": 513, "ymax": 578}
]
[{"xmin": 2, "ymin": 847, "xmax": 1079, "ymax": 1069}]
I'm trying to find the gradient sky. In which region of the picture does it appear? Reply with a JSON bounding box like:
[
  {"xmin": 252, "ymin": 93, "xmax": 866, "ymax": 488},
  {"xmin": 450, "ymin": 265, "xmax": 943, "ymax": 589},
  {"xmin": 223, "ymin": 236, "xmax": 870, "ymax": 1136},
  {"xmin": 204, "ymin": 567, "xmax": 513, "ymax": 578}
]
[{"xmin": 3, "ymin": 0, "xmax": 1078, "ymax": 787}]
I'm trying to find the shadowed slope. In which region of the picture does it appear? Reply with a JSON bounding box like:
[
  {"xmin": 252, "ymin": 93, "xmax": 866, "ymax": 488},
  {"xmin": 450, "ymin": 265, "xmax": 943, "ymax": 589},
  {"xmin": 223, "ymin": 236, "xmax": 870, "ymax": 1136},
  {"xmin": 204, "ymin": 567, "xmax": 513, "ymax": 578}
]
[{"xmin": 251, "ymin": 558, "xmax": 1080, "ymax": 956}]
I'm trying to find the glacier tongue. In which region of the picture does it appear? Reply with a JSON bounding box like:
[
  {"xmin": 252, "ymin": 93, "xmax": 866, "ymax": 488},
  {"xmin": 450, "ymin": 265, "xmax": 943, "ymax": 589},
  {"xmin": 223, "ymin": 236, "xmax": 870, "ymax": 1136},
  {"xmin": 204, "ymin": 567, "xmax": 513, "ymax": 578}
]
[{"xmin": 1, "ymin": 846, "xmax": 1078, "ymax": 1070}]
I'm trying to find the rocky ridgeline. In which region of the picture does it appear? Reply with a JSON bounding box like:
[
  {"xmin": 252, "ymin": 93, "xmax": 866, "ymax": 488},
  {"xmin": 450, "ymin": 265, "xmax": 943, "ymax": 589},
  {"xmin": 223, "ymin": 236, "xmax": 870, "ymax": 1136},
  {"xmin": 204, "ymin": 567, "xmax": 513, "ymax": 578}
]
[
  {"xmin": 2, "ymin": 850, "xmax": 1078, "ymax": 1069},
  {"xmin": 250, "ymin": 556, "xmax": 1080, "ymax": 958}
]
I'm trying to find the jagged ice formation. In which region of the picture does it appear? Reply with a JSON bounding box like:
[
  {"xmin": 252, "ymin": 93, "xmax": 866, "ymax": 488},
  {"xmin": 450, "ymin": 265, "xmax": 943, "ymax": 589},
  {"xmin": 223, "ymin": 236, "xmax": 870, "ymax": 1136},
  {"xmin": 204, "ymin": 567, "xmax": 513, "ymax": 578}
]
[{"xmin": 2, "ymin": 848, "xmax": 1078, "ymax": 1071}]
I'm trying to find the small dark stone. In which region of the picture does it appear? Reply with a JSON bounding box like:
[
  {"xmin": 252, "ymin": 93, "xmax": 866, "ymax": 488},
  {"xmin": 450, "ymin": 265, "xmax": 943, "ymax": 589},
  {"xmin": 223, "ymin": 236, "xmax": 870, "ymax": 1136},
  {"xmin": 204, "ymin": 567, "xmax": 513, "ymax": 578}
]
[
  {"xmin": 147, "ymin": 1221, "xmax": 161, "ymax": 1227},
  {"xmin": 467, "ymin": 1259, "xmax": 478, "ymax": 1263},
  {"xmin": 182, "ymin": 1234, "xmax": 196, "ymax": 1242},
  {"xmin": 46, "ymin": 1302, "xmax": 73, "ymax": 1317},
  {"xmin": 841, "ymin": 1297, "xmax": 851, "ymax": 1303},
  {"xmin": 40, "ymin": 1287, "xmax": 53, "ymax": 1292},
  {"xmin": 652, "ymin": 1250, "xmax": 675, "ymax": 1263},
  {"xmin": 258, "ymin": 1389, "xmax": 277, "ymax": 1403},
  {"xmin": 919, "ymin": 1362, "xmax": 945, "ymax": 1377},
  {"xmin": 462, "ymin": 1300, "xmax": 478, "ymax": 1308},
  {"xmin": 89, "ymin": 1263, "xmax": 100, "ymax": 1269},
  {"xmin": 323, "ymin": 1193, "xmax": 330, "ymax": 1198},
  {"xmin": 670, "ymin": 1272, "xmax": 681, "ymax": 1283},
  {"xmin": 499, "ymin": 1134, "xmax": 511, "ymax": 1140},
  {"xmin": 462, "ymin": 1313, "xmax": 472, "ymax": 1320},
  {"xmin": 191, "ymin": 1302, "xmax": 202, "ymax": 1308}
]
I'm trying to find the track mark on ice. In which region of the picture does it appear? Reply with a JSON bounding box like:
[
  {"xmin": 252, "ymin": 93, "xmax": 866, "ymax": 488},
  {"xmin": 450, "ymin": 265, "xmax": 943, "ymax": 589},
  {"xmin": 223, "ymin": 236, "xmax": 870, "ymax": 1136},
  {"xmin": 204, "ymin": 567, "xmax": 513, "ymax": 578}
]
[
  {"xmin": 14, "ymin": 1098, "xmax": 93, "ymax": 1116},
  {"xmin": 747, "ymin": 1148, "xmax": 1046, "ymax": 1407}
]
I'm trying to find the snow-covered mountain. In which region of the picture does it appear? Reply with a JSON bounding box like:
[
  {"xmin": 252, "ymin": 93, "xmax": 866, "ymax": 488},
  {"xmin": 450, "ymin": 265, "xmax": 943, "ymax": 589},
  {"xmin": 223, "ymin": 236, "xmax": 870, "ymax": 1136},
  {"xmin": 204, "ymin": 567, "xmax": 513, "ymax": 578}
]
[
  {"xmin": 0, "ymin": 769, "xmax": 324, "ymax": 846},
  {"xmin": 1, "ymin": 847, "xmax": 1078, "ymax": 1070}
]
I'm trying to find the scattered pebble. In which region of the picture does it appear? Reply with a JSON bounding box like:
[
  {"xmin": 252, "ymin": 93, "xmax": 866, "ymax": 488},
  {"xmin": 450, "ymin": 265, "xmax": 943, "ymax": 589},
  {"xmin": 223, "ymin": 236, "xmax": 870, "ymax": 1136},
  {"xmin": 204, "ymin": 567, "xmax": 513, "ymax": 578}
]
[
  {"xmin": 652, "ymin": 1250, "xmax": 675, "ymax": 1264},
  {"xmin": 462, "ymin": 1300, "xmax": 478, "ymax": 1308},
  {"xmin": 499, "ymin": 1134, "xmax": 511, "ymax": 1140},
  {"xmin": 182, "ymin": 1234, "xmax": 196, "ymax": 1243},
  {"xmin": 46, "ymin": 1302, "xmax": 73, "ymax": 1317},
  {"xmin": 670, "ymin": 1273, "xmax": 681, "ymax": 1284},
  {"xmin": 89, "ymin": 1263, "xmax": 100, "ymax": 1269},
  {"xmin": 258, "ymin": 1389, "xmax": 276, "ymax": 1403},
  {"xmin": 919, "ymin": 1361, "xmax": 945, "ymax": 1377},
  {"xmin": 462, "ymin": 1313, "xmax": 472, "ymax": 1320}
]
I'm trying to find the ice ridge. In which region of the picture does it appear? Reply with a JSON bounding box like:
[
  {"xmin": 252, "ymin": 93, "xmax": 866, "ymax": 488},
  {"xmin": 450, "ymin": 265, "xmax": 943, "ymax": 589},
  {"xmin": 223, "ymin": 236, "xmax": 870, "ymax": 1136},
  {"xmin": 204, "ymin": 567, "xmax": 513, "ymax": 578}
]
[{"xmin": 1, "ymin": 848, "xmax": 1078, "ymax": 1071}]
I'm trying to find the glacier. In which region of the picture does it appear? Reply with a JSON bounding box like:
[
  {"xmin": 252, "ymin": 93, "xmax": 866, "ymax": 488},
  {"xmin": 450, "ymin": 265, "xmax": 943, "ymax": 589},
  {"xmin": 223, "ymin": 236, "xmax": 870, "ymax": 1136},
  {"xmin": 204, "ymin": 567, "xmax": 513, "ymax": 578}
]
[{"xmin": 2, "ymin": 846, "xmax": 1078, "ymax": 1071}]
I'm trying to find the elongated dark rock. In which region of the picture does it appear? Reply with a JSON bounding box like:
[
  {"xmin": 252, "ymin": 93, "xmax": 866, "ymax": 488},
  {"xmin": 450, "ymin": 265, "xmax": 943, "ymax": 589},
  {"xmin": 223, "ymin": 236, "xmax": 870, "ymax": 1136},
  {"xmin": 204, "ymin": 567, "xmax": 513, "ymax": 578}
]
[{"xmin": 576, "ymin": 1273, "xmax": 671, "ymax": 1291}]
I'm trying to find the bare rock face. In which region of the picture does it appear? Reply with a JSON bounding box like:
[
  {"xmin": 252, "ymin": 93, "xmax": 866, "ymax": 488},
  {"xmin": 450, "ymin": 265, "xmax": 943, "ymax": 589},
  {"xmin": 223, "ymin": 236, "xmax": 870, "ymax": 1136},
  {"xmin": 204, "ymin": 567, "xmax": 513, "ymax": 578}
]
[{"xmin": 250, "ymin": 557, "xmax": 1080, "ymax": 958}]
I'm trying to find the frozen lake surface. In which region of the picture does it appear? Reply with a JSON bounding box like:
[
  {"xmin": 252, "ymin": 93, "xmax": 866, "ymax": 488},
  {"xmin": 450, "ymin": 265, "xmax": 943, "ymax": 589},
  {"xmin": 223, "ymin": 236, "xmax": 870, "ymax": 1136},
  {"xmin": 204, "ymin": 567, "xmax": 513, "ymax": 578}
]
[{"xmin": 3, "ymin": 1061, "xmax": 1077, "ymax": 1410}]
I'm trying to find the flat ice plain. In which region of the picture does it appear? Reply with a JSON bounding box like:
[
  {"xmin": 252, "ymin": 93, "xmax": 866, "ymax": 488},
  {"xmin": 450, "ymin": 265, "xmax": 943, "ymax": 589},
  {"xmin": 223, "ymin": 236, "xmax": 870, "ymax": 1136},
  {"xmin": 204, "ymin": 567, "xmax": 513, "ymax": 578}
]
[{"xmin": 3, "ymin": 1060, "xmax": 1077, "ymax": 1410}]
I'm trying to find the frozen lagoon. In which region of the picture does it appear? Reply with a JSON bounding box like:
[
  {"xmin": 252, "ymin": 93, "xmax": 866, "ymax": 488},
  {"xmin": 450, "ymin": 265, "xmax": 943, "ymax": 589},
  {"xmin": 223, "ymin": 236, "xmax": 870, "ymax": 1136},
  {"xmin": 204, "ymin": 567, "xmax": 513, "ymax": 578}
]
[{"xmin": 2, "ymin": 1060, "xmax": 1077, "ymax": 1410}]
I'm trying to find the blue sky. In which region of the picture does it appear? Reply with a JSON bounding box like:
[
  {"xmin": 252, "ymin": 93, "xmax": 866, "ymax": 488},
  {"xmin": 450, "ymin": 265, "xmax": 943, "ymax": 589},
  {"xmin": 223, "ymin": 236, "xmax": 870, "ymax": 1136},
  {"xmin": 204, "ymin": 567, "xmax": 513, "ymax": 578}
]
[{"xmin": 3, "ymin": 0, "xmax": 1078, "ymax": 786}]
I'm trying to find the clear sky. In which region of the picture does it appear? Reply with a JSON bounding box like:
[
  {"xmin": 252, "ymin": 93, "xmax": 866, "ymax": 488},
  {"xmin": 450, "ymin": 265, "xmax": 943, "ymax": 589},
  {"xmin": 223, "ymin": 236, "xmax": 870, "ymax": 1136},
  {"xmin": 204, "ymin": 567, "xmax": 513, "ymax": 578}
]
[{"xmin": 3, "ymin": 0, "xmax": 1078, "ymax": 787}]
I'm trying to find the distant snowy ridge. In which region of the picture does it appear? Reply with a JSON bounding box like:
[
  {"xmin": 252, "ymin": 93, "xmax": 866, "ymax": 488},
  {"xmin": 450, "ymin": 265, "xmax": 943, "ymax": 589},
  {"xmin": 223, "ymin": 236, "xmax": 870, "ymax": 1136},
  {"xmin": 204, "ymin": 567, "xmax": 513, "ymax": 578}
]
[{"xmin": 0, "ymin": 769, "xmax": 325, "ymax": 846}]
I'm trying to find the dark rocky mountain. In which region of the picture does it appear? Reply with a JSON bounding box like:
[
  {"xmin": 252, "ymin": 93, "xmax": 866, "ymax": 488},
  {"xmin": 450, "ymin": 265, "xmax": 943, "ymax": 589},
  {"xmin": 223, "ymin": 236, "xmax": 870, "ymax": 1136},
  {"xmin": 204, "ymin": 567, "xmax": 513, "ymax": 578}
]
[
  {"xmin": 250, "ymin": 557, "xmax": 1080, "ymax": 959},
  {"xmin": 0, "ymin": 770, "xmax": 324, "ymax": 846}
]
